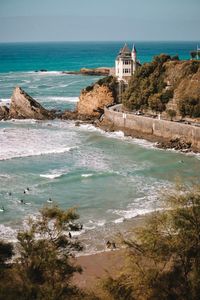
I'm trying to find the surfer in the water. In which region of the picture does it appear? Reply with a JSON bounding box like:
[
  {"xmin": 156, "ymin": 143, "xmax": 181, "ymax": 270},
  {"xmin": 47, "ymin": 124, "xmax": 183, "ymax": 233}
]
[
  {"xmin": 0, "ymin": 206, "xmax": 5, "ymax": 212},
  {"xmin": 24, "ymin": 187, "xmax": 30, "ymax": 194}
]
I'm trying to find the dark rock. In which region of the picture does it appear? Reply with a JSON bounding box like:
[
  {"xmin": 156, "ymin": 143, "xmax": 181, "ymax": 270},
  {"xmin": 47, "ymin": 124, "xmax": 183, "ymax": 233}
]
[
  {"xmin": 35, "ymin": 69, "xmax": 48, "ymax": 72},
  {"xmin": 0, "ymin": 106, "xmax": 9, "ymax": 120},
  {"xmin": 156, "ymin": 137, "xmax": 192, "ymax": 151},
  {"xmin": 9, "ymin": 86, "xmax": 53, "ymax": 120}
]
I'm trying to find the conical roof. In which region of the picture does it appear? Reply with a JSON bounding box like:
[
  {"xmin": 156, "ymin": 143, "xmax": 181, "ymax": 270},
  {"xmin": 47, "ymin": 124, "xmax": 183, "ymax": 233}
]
[
  {"xmin": 121, "ymin": 43, "xmax": 131, "ymax": 54},
  {"xmin": 132, "ymin": 44, "xmax": 137, "ymax": 53},
  {"xmin": 116, "ymin": 43, "xmax": 132, "ymax": 59}
]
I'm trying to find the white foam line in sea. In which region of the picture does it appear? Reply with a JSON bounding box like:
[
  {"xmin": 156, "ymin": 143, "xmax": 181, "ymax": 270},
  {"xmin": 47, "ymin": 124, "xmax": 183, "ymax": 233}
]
[
  {"xmin": 25, "ymin": 71, "xmax": 65, "ymax": 76},
  {"xmin": 81, "ymin": 173, "xmax": 94, "ymax": 178},
  {"xmin": 38, "ymin": 96, "xmax": 79, "ymax": 102},
  {"xmin": 78, "ymin": 123, "xmax": 156, "ymax": 149},
  {"xmin": 40, "ymin": 173, "xmax": 64, "ymax": 179},
  {"xmin": 0, "ymin": 146, "xmax": 77, "ymax": 161}
]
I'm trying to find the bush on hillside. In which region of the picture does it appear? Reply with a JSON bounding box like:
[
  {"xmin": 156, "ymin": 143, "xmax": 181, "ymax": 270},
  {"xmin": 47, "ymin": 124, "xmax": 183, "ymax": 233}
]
[
  {"xmin": 178, "ymin": 96, "xmax": 200, "ymax": 118},
  {"xmin": 100, "ymin": 186, "xmax": 200, "ymax": 300},
  {"xmin": 122, "ymin": 54, "xmax": 173, "ymax": 112}
]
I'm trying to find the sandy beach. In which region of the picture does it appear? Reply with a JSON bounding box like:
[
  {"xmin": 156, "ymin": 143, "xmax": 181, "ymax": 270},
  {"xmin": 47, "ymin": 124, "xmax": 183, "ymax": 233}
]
[{"xmin": 74, "ymin": 249, "xmax": 125, "ymax": 289}]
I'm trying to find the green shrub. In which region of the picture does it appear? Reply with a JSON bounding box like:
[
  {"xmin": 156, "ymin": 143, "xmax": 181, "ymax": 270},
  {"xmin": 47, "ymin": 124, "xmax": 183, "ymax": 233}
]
[
  {"xmin": 122, "ymin": 54, "xmax": 172, "ymax": 112},
  {"xmin": 178, "ymin": 97, "xmax": 200, "ymax": 118}
]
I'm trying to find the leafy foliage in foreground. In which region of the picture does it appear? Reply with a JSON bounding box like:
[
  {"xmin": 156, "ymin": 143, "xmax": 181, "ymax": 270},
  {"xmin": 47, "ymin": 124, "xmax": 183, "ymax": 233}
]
[
  {"xmin": 0, "ymin": 205, "xmax": 85, "ymax": 300},
  {"xmin": 101, "ymin": 186, "xmax": 200, "ymax": 300}
]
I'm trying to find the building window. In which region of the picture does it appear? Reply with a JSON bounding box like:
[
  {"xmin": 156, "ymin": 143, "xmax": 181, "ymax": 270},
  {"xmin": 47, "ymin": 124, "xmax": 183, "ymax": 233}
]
[{"xmin": 123, "ymin": 68, "xmax": 130, "ymax": 74}]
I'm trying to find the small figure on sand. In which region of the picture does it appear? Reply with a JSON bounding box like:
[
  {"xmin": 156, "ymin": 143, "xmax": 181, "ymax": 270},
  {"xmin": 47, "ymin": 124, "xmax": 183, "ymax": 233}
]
[
  {"xmin": 112, "ymin": 242, "xmax": 116, "ymax": 249},
  {"xmin": 106, "ymin": 241, "xmax": 116, "ymax": 250},
  {"xmin": 106, "ymin": 241, "xmax": 111, "ymax": 248},
  {"xmin": 68, "ymin": 232, "xmax": 72, "ymax": 238}
]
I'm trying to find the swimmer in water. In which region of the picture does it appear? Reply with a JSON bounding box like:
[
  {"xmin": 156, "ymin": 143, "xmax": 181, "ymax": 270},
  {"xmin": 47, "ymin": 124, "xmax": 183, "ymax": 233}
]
[
  {"xmin": 0, "ymin": 206, "xmax": 5, "ymax": 212},
  {"xmin": 47, "ymin": 198, "xmax": 53, "ymax": 203}
]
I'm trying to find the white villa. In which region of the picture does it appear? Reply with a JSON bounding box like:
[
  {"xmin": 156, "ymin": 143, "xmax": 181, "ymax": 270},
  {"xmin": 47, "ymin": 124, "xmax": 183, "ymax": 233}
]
[{"xmin": 115, "ymin": 43, "xmax": 137, "ymax": 82}]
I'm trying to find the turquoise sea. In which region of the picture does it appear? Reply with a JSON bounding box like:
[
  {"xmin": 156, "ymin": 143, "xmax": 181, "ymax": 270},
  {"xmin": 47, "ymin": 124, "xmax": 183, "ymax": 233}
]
[{"xmin": 0, "ymin": 41, "xmax": 200, "ymax": 253}]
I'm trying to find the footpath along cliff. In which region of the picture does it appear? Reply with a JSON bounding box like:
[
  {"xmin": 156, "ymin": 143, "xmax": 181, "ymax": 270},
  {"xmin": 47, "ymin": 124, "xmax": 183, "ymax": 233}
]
[
  {"xmin": 100, "ymin": 56, "xmax": 200, "ymax": 152},
  {"xmin": 122, "ymin": 54, "xmax": 200, "ymax": 120}
]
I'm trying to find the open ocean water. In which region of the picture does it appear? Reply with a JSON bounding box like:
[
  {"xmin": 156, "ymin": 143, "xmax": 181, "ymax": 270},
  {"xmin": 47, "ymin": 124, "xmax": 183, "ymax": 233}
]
[{"xmin": 0, "ymin": 41, "xmax": 200, "ymax": 254}]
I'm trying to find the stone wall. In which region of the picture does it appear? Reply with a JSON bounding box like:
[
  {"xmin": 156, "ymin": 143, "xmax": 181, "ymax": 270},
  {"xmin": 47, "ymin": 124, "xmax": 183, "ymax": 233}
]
[{"xmin": 104, "ymin": 105, "xmax": 200, "ymax": 150}]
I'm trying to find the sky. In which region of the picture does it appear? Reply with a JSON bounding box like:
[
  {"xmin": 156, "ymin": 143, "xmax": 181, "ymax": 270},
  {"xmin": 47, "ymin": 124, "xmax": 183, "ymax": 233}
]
[{"xmin": 0, "ymin": 0, "xmax": 199, "ymax": 42}]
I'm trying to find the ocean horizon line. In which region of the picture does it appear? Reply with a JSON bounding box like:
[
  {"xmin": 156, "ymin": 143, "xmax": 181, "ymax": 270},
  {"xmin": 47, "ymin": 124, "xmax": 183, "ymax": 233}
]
[{"xmin": 0, "ymin": 40, "xmax": 200, "ymax": 45}]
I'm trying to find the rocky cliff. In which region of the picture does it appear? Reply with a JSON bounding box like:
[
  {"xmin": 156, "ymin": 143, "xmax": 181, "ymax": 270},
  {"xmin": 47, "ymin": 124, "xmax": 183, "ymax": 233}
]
[
  {"xmin": 76, "ymin": 76, "xmax": 118, "ymax": 118},
  {"xmin": 9, "ymin": 87, "xmax": 53, "ymax": 120}
]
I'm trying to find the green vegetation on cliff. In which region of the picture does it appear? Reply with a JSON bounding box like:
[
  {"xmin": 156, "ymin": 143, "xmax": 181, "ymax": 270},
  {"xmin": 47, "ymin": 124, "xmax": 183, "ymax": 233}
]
[
  {"xmin": 122, "ymin": 55, "xmax": 200, "ymax": 118},
  {"xmin": 122, "ymin": 54, "xmax": 174, "ymax": 112}
]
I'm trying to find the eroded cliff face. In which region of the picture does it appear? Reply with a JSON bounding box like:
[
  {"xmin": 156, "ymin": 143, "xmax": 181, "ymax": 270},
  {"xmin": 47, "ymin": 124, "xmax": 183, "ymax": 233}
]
[
  {"xmin": 77, "ymin": 84, "xmax": 114, "ymax": 117},
  {"xmin": 9, "ymin": 87, "xmax": 53, "ymax": 120},
  {"xmin": 165, "ymin": 62, "xmax": 200, "ymax": 116},
  {"xmin": 77, "ymin": 76, "xmax": 118, "ymax": 118}
]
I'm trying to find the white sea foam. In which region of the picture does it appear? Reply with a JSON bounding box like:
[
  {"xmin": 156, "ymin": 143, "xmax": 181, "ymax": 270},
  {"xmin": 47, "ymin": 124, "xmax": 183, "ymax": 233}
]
[
  {"xmin": 39, "ymin": 96, "xmax": 79, "ymax": 103},
  {"xmin": 0, "ymin": 224, "xmax": 17, "ymax": 242},
  {"xmin": 78, "ymin": 123, "xmax": 156, "ymax": 150},
  {"xmin": 0, "ymin": 125, "xmax": 79, "ymax": 160},
  {"xmin": 0, "ymin": 146, "xmax": 75, "ymax": 161},
  {"xmin": 0, "ymin": 98, "xmax": 10, "ymax": 106},
  {"xmin": 26, "ymin": 71, "xmax": 64, "ymax": 75},
  {"xmin": 112, "ymin": 207, "xmax": 160, "ymax": 223},
  {"xmin": 81, "ymin": 173, "xmax": 94, "ymax": 178},
  {"xmin": 40, "ymin": 173, "xmax": 63, "ymax": 179}
]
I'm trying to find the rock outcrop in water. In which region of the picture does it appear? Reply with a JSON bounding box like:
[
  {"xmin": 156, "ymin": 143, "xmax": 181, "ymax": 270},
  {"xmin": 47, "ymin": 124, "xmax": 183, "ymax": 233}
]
[
  {"xmin": 63, "ymin": 67, "xmax": 112, "ymax": 76},
  {"xmin": 76, "ymin": 76, "xmax": 118, "ymax": 118},
  {"xmin": 9, "ymin": 87, "xmax": 53, "ymax": 120},
  {"xmin": 0, "ymin": 105, "xmax": 9, "ymax": 120}
]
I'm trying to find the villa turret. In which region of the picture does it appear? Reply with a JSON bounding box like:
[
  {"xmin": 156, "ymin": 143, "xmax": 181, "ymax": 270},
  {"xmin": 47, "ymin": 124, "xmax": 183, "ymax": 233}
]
[{"xmin": 115, "ymin": 43, "xmax": 138, "ymax": 83}]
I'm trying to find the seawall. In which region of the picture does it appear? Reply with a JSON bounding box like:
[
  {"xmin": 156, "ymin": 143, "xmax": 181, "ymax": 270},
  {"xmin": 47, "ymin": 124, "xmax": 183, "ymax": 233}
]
[{"xmin": 104, "ymin": 105, "xmax": 200, "ymax": 151}]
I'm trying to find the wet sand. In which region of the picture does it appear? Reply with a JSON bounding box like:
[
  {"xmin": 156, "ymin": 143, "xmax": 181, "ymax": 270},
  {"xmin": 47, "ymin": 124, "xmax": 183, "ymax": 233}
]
[
  {"xmin": 74, "ymin": 249, "xmax": 125, "ymax": 289},
  {"xmin": 73, "ymin": 214, "xmax": 148, "ymax": 289}
]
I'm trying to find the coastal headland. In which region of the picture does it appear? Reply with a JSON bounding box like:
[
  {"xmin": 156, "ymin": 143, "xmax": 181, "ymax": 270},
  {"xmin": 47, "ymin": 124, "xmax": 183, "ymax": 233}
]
[{"xmin": 1, "ymin": 55, "xmax": 200, "ymax": 152}]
